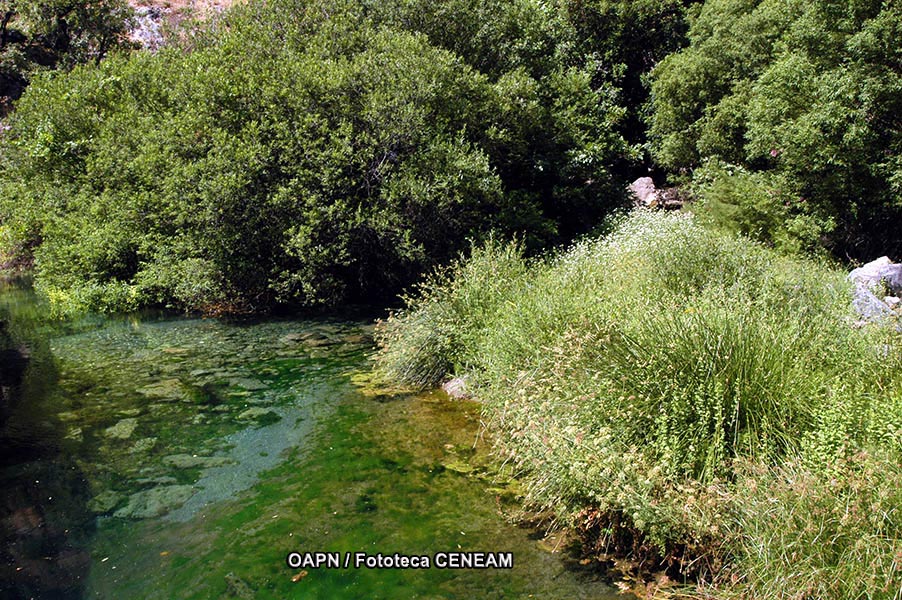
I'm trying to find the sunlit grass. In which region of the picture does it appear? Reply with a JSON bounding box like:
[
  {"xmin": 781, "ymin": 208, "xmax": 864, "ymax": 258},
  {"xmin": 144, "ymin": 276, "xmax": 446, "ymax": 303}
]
[{"xmin": 376, "ymin": 210, "xmax": 902, "ymax": 597}]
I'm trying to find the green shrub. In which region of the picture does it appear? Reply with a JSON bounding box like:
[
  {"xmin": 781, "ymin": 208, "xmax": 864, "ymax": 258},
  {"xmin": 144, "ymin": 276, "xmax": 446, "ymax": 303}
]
[
  {"xmin": 649, "ymin": 0, "xmax": 902, "ymax": 259},
  {"xmin": 0, "ymin": 0, "xmax": 638, "ymax": 314},
  {"xmin": 690, "ymin": 159, "xmax": 835, "ymax": 254},
  {"xmin": 376, "ymin": 237, "xmax": 530, "ymax": 388},
  {"xmin": 0, "ymin": 0, "xmax": 134, "ymax": 114},
  {"xmin": 729, "ymin": 456, "xmax": 902, "ymax": 600},
  {"xmin": 377, "ymin": 210, "xmax": 902, "ymax": 593}
]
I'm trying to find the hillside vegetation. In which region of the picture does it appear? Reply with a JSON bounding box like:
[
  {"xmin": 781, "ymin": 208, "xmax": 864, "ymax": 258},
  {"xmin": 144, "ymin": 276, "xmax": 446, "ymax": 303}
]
[
  {"xmin": 377, "ymin": 210, "xmax": 902, "ymax": 597},
  {"xmin": 2, "ymin": 0, "xmax": 899, "ymax": 314},
  {"xmin": 1, "ymin": 0, "xmax": 901, "ymax": 595},
  {"xmin": 650, "ymin": 0, "xmax": 902, "ymax": 258},
  {"xmin": 0, "ymin": 0, "xmax": 699, "ymax": 313}
]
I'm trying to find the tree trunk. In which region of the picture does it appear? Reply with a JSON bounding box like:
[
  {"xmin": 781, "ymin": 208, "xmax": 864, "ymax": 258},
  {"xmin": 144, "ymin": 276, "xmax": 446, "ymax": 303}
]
[{"xmin": 0, "ymin": 10, "xmax": 14, "ymax": 50}]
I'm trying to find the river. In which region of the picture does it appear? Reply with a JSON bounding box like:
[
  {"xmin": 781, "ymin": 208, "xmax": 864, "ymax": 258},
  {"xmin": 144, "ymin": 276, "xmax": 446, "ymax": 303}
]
[{"xmin": 0, "ymin": 281, "xmax": 617, "ymax": 599}]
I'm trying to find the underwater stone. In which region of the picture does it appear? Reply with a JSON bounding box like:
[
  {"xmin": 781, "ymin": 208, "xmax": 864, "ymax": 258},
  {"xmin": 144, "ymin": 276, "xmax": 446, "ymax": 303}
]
[
  {"xmin": 106, "ymin": 418, "xmax": 138, "ymax": 440},
  {"xmin": 161, "ymin": 347, "xmax": 189, "ymax": 355},
  {"xmin": 163, "ymin": 454, "xmax": 233, "ymax": 469},
  {"xmin": 135, "ymin": 476, "xmax": 177, "ymax": 485},
  {"xmin": 278, "ymin": 332, "xmax": 308, "ymax": 344},
  {"xmin": 237, "ymin": 407, "xmax": 280, "ymax": 422},
  {"xmin": 88, "ymin": 490, "xmax": 123, "ymax": 514},
  {"xmin": 138, "ymin": 378, "xmax": 189, "ymax": 402},
  {"xmin": 114, "ymin": 485, "xmax": 195, "ymax": 519},
  {"xmin": 130, "ymin": 437, "xmax": 157, "ymax": 453},
  {"xmin": 229, "ymin": 378, "xmax": 269, "ymax": 391},
  {"xmin": 224, "ymin": 572, "xmax": 255, "ymax": 599},
  {"xmin": 442, "ymin": 459, "xmax": 475, "ymax": 474}
]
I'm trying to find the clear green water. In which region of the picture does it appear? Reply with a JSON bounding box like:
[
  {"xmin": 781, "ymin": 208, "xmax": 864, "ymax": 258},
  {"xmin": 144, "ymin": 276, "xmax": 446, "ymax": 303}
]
[{"xmin": 1, "ymin": 283, "xmax": 617, "ymax": 599}]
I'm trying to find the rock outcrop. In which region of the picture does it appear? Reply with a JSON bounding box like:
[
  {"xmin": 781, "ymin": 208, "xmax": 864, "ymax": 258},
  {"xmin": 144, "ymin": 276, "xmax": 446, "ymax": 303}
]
[
  {"xmin": 628, "ymin": 177, "xmax": 686, "ymax": 210},
  {"xmin": 849, "ymin": 257, "xmax": 902, "ymax": 323}
]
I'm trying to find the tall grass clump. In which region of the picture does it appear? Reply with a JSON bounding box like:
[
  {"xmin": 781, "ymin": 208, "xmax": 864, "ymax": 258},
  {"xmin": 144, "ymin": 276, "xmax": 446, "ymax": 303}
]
[
  {"xmin": 375, "ymin": 237, "xmax": 530, "ymax": 388},
  {"xmin": 376, "ymin": 210, "xmax": 902, "ymax": 596}
]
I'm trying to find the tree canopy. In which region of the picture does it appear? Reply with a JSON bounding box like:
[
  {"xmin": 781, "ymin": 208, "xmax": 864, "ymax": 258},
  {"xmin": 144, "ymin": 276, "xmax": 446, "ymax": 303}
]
[
  {"xmin": 2, "ymin": 0, "xmax": 679, "ymax": 313},
  {"xmin": 650, "ymin": 0, "xmax": 902, "ymax": 257},
  {"xmin": 0, "ymin": 0, "xmax": 133, "ymax": 114}
]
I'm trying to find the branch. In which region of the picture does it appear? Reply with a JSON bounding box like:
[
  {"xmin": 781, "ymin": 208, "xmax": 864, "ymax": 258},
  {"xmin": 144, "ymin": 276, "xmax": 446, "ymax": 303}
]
[{"xmin": 0, "ymin": 10, "xmax": 13, "ymax": 50}]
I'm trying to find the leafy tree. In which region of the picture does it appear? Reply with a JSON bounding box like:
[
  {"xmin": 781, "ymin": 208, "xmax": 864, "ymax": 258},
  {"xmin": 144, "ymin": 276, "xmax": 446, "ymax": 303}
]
[
  {"xmin": 650, "ymin": 0, "xmax": 902, "ymax": 257},
  {"xmin": 365, "ymin": 0, "xmax": 698, "ymax": 172},
  {"xmin": 0, "ymin": 0, "xmax": 133, "ymax": 114},
  {"xmin": 0, "ymin": 1, "xmax": 633, "ymax": 313},
  {"xmin": 554, "ymin": 0, "xmax": 698, "ymax": 148}
]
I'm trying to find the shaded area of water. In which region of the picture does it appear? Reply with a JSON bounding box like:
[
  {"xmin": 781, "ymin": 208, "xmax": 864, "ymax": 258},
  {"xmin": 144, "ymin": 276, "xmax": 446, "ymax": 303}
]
[
  {"xmin": 0, "ymin": 283, "xmax": 618, "ymax": 599},
  {"xmin": 1, "ymin": 283, "xmax": 94, "ymax": 599}
]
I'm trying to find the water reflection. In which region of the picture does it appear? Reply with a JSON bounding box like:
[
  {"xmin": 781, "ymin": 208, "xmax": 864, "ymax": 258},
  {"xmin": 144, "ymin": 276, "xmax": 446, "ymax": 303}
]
[{"xmin": 1, "ymin": 299, "xmax": 93, "ymax": 599}]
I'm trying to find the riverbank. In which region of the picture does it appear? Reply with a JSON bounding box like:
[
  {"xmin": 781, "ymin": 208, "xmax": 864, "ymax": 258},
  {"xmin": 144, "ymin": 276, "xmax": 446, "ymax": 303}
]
[{"xmin": 376, "ymin": 210, "xmax": 902, "ymax": 598}]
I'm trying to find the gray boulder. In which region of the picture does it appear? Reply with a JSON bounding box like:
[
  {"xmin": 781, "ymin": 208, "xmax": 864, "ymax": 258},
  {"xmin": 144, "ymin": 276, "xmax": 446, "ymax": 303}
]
[
  {"xmin": 442, "ymin": 377, "xmax": 471, "ymax": 400},
  {"xmin": 848, "ymin": 256, "xmax": 892, "ymax": 289},
  {"xmin": 852, "ymin": 287, "xmax": 894, "ymax": 321},
  {"xmin": 849, "ymin": 257, "xmax": 902, "ymax": 323},
  {"xmin": 628, "ymin": 177, "xmax": 659, "ymax": 207},
  {"xmin": 878, "ymin": 264, "xmax": 902, "ymax": 295}
]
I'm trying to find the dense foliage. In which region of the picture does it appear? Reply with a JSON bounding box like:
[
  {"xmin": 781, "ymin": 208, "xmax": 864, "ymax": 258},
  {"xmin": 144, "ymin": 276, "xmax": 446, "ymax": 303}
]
[
  {"xmin": 0, "ymin": 0, "xmax": 133, "ymax": 114},
  {"xmin": 650, "ymin": 0, "xmax": 902, "ymax": 257},
  {"xmin": 377, "ymin": 210, "xmax": 902, "ymax": 596},
  {"xmin": 0, "ymin": 0, "xmax": 705, "ymax": 313}
]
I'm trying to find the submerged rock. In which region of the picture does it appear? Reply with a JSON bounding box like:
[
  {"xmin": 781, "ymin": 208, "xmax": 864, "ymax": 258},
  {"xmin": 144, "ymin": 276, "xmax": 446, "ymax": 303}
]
[
  {"xmin": 224, "ymin": 572, "xmax": 256, "ymax": 599},
  {"xmin": 279, "ymin": 332, "xmax": 308, "ymax": 344},
  {"xmin": 64, "ymin": 427, "xmax": 83, "ymax": 442},
  {"xmin": 163, "ymin": 454, "xmax": 233, "ymax": 469},
  {"xmin": 138, "ymin": 378, "xmax": 189, "ymax": 402},
  {"xmin": 280, "ymin": 331, "xmax": 336, "ymax": 347},
  {"xmin": 229, "ymin": 378, "xmax": 269, "ymax": 391},
  {"xmin": 87, "ymin": 491, "xmax": 123, "ymax": 515},
  {"xmin": 134, "ymin": 476, "xmax": 177, "ymax": 486},
  {"xmin": 442, "ymin": 459, "xmax": 474, "ymax": 474},
  {"xmin": 114, "ymin": 485, "xmax": 195, "ymax": 519},
  {"xmin": 237, "ymin": 407, "xmax": 280, "ymax": 423},
  {"xmin": 105, "ymin": 418, "xmax": 138, "ymax": 440},
  {"xmin": 161, "ymin": 347, "xmax": 189, "ymax": 355}
]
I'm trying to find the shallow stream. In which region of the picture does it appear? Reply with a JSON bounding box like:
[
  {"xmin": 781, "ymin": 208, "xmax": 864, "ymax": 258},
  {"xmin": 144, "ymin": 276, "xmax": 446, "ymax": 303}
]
[{"xmin": 0, "ymin": 283, "xmax": 617, "ymax": 599}]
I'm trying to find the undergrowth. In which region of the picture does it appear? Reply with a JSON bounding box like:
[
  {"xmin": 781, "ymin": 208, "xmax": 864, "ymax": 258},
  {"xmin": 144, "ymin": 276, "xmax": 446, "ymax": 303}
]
[{"xmin": 376, "ymin": 210, "xmax": 902, "ymax": 598}]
